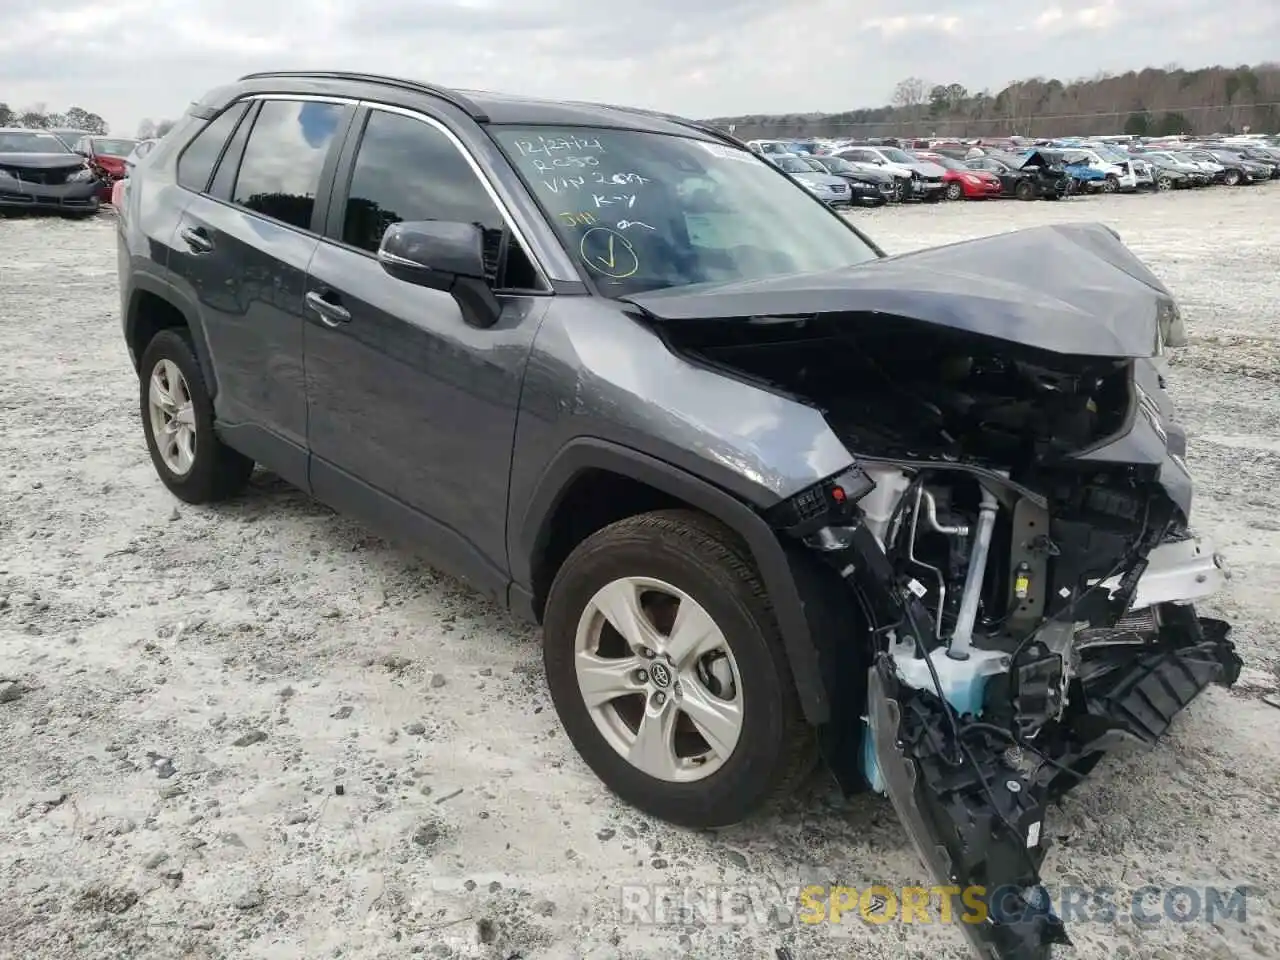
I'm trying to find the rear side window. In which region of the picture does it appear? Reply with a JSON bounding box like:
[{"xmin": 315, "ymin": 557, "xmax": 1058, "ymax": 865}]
[
  {"xmin": 176, "ymin": 102, "xmax": 250, "ymax": 192},
  {"xmin": 231, "ymin": 99, "xmax": 345, "ymax": 231}
]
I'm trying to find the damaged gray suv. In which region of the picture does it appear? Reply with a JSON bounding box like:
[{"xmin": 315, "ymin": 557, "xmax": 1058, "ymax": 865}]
[{"xmin": 117, "ymin": 71, "xmax": 1240, "ymax": 960}]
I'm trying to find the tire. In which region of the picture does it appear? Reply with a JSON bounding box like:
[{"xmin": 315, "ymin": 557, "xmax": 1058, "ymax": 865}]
[
  {"xmin": 892, "ymin": 179, "xmax": 909, "ymax": 203},
  {"xmin": 542, "ymin": 509, "xmax": 815, "ymax": 829},
  {"xmin": 945, "ymin": 182, "xmax": 964, "ymax": 201},
  {"xmin": 1223, "ymin": 168, "xmax": 1241, "ymax": 186},
  {"xmin": 138, "ymin": 328, "xmax": 254, "ymax": 503},
  {"xmin": 1014, "ymin": 180, "xmax": 1035, "ymax": 201},
  {"xmin": 1102, "ymin": 174, "xmax": 1119, "ymax": 193},
  {"xmin": 1156, "ymin": 175, "xmax": 1174, "ymax": 191}
]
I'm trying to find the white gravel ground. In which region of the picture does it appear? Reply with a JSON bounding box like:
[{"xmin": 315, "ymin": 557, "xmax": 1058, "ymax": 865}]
[{"xmin": 2, "ymin": 187, "xmax": 1279, "ymax": 960}]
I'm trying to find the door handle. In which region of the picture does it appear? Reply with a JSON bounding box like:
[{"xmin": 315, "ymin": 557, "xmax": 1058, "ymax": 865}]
[
  {"xmin": 305, "ymin": 290, "xmax": 351, "ymax": 327},
  {"xmin": 179, "ymin": 226, "xmax": 214, "ymax": 253}
]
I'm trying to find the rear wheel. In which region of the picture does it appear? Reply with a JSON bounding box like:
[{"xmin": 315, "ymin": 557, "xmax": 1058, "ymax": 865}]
[
  {"xmin": 139, "ymin": 329, "xmax": 254, "ymax": 503},
  {"xmin": 542, "ymin": 510, "xmax": 815, "ymax": 828},
  {"xmin": 1223, "ymin": 168, "xmax": 1241, "ymax": 186}
]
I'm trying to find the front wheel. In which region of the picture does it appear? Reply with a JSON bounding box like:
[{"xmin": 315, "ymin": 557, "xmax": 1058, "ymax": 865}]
[
  {"xmin": 892, "ymin": 179, "xmax": 910, "ymax": 203},
  {"xmin": 1223, "ymin": 168, "xmax": 1241, "ymax": 186},
  {"xmin": 1102, "ymin": 174, "xmax": 1120, "ymax": 193},
  {"xmin": 542, "ymin": 510, "xmax": 815, "ymax": 828},
  {"xmin": 945, "ymin": 182, "xmax": 964, "ymax": 201},
  {"xmin": 139, "ymin": 329, "xmax": 254, "ymax": 503},
  {"xmin": 1156, "ymin": 175, "xmax": 1174, "ymax": 191},
  {"xmin": 1014, "ymin": 180, "xmax": 1035, "ymax": 201}
]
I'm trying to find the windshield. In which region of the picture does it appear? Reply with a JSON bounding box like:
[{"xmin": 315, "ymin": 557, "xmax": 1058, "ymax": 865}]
[
  {"xmin": 91, "ymin": 138, "xmax": 139, "ymax": 157},
  {"xmin": 1063, "ymin": 151, "xmax": 1093, "ymax": 164},
  {"xmin": 924, "ymin": 154, "xmax": 965, "ymax": 171},
  {"xmin": 772, "ymin": 155, "xmax": 812, "ymax": 173},
  {"xmin": 0, "ymin": 131, "xmax": 71, "ymax": 153},
  {"xmin": 490, "ymin": 126, "xmax": 879, "ymax": 298},
  {"xmin": 879, "ymin": 147, "xmax": 914, "ymax": 164},
  {"xmin": 800, "ymin": 157, "xmax": 827, "ymax": 172},
  {"xmin": 817, "ymin": 157, "xmax": 857, "ymax": 174}
]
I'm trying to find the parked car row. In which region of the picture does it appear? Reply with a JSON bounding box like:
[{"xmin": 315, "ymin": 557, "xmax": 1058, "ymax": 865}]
[
  {"xmin": 746, "ymin": 134, "xmax": 1280, "ymax": 206},
  {"xmin": 0, "ymin": 127, "xmax": 144, "ymax": 217}
]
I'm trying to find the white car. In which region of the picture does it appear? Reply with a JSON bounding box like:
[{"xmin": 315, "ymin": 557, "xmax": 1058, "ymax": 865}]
[
  {"xmin": 834, "ymin": 145, "xmax": 947, "ymax": 201},
  {"xmin": 1085, "ymin": 144, "xmax": 1155, "ymax": 190}
]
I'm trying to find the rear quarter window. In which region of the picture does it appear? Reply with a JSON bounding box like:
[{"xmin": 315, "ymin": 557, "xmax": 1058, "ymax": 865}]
[{"xmin": 176, "ymin": 101, "xmax": 251, "ymax": 193}]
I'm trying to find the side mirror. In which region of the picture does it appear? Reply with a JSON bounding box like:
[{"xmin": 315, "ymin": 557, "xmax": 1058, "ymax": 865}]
[{"xmin": 377, "ymin": 220, "xmax": 500, "ymax": 328}]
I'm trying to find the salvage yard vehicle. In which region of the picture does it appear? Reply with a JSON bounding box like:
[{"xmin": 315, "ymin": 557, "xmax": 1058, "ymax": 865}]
[
  {"xmin": 834, "ymin": 144, "xmax": 946, "ymax": 202},
  {"xmin": 966, "ymin": 150, "xmax": 1069, "ymax": 200},
  {"xmin": 0, "ymin": 127, "xmax": 102, "ymax": 216},
  {"xmin": 911, "ymin": 150, "xmax": 1002, "ymax": 200},
  {"xmin": 805, "ymin": 153, "xmax": 895, "ymax": 205},
  {"xmin": 764, "ymin": 153, "xmax": 853, "ymax": 206},
  {"xmin": 117, "ymin": 71, "xmax": 1240, "ymax": 960},
  {"xmin": 71, "ymin": 135, "xmax": 140, "ymax": 202}
]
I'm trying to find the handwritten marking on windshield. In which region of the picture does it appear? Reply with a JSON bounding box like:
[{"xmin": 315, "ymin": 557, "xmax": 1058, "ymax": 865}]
[
  {"xmin": 532, "ymin": 156, "xmax": 600, "ymax": 173},
  {"xmin": 542, "ymin": 171, "xmax": 650, "ymax": 192},
  {"xmin": 557, "ymin": 211, "xmax": 598, "ymax": 227},
  {"xmin": 543, "ymin": 177, "xmax": 587, "ymax": 193},
  {"xmin": 514, "ymin": 135, "xmax": 605, "ymax": 156},
  {"xmin": 616, "ymin": 220, "xmax": 653, "ymax": 230},
  {"xmin": 593, "ymin": 194, "xmax": 637, "ymax": 208},
  {"xmin": 579, "ymin": 227, "xmax": 639, "ymax": 280}
]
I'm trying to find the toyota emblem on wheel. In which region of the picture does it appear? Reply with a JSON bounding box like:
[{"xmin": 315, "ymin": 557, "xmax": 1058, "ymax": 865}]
[{"xmin": 648, "ymin": 661, "xmax": 672, "ymax": 688}]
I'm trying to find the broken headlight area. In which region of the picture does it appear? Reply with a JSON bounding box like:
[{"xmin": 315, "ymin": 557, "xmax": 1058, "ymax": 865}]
[{"xmin": 737, "ymin": 318, "xmax": 1241, "ymax": 959}]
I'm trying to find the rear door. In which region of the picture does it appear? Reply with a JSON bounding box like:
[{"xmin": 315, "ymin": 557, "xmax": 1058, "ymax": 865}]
[
  {"xmin": 168, "ymin": 96, "xmax": 355, "ymax": 488},
  {"xmin": 302, "ymin": 104, "xmax": 552, "ymax": 598}
]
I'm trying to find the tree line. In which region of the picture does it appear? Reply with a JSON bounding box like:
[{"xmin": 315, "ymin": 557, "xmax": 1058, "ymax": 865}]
[
  {"xmin": 0, "ymin": 102, "xmax": 109, "ymax": 134},
  {"xmin": 0, "ymin": 101, "xmax": 178, "ymax": 139},
  {"xmin": 706, "ymin": 63, "xmax": 1280, "ymax": 141}
]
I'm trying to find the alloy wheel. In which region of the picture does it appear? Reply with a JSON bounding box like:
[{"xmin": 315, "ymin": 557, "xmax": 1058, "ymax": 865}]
[
  {"xmin": 147, "ymin": 358, "xmax": 197, "ymax": 476},
  {"xmin": 573, "ymin": 576, "xmax": 744, "ymax": 782}
]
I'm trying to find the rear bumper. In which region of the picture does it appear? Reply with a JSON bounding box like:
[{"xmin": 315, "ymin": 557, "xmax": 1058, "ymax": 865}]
[{"xmin": 0, "ymin": 178, "xmax": 101, "ymax": 214}]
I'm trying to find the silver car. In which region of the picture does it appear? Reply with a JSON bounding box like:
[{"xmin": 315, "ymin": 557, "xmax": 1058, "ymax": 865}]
[{"xmin": 767, "ymin": 153, "xmax": 853, "ymax": 206}]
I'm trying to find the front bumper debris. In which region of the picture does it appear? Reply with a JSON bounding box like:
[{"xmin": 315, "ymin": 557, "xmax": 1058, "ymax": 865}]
[{"xmin": 867, "ymin": 607, "xmax": 1241, "ymax": 960}]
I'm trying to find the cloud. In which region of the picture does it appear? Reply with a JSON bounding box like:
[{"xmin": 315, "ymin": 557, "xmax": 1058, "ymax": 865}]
[{"xmin": 0, "ymin": 0, "xmax": 1275, "ymax": 136}]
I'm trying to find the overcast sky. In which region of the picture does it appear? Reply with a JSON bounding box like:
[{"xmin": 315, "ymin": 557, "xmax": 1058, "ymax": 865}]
[{"xmin": 2, "ymin": 0, "xmax": 1276, "ymax": 137}]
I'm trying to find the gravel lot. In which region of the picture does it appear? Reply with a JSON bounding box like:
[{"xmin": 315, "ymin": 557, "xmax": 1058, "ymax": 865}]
[{"xmin": 2, "ymin": 187, "xmax": 1278, "ymax": 960}]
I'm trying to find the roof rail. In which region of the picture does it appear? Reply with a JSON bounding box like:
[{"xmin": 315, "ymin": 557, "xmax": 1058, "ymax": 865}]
[
  {"xmin": 236, "ymin": 70, "xmax": 488, "ymax": 121},
  {"xmin": 570, "ymin": 100, "xmax": 749, "ymax": 149}
]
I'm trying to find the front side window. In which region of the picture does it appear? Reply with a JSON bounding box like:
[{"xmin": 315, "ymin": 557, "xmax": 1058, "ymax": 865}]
[
  {"xmin": 232, "ymin": 99, "xmax": 345, "ymax": 230},
  {"xmin": 879, "ymin": 147, "xmax": 914, "ymax": 164},
  {"xmin": 490, "ymin": 125, "xmax": 879, "ymax": 298},
  {"xmin": 338, "ymin": 109, "xmax": 539, "ymax": 288},
  {"xmin": 177, "ymin": 101, "xmax": 249, "ymax": 192}
]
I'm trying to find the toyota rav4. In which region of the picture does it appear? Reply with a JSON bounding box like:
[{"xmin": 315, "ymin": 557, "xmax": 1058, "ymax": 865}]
[{"xmin": 116, "ymin": 71, "xmax": 1240, "ymax": 960}]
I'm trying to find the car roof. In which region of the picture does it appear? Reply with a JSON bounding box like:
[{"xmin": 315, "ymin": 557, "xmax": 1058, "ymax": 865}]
[{"xmin": 201, "ymin": 71, "xmax": 735, "ymax": 146}]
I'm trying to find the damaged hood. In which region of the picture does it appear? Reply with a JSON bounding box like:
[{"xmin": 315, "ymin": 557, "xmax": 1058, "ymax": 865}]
[{"xmin": 624, "ymin": 222, "xmax": 1173, "ymax": 358}]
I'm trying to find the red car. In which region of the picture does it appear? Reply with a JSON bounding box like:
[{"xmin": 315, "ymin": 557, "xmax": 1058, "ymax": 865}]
[
  {"xmin": 72, "ymin": 136, "xmax": 139, "ymax": 201},
  {"xmin": 913, "ymin": 151, "xmax": 1003, "ymax": 200}
]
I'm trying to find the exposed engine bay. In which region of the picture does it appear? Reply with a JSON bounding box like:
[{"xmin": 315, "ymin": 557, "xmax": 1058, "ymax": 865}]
[{"xmin": 657, "ymin": 309, "xmax": 1242, "ymax": 960}]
